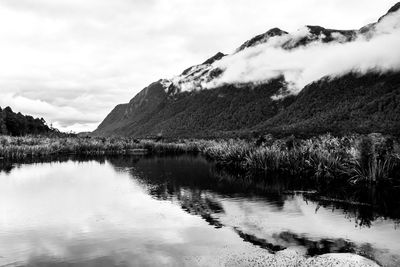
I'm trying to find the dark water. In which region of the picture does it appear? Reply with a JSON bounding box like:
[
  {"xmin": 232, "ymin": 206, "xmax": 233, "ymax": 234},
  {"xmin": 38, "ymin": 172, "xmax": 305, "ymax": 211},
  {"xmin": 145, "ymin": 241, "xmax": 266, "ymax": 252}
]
[{"xmin": 0, "ymin": 155, "xmax": 399, "ymax": 266}]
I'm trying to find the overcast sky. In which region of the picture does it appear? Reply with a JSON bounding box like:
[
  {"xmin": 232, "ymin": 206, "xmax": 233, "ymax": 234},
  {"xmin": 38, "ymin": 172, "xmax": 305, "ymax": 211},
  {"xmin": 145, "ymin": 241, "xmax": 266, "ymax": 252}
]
[{"xmin": 0, "ymin": 0, "xmax": 397, "ymax": 132}]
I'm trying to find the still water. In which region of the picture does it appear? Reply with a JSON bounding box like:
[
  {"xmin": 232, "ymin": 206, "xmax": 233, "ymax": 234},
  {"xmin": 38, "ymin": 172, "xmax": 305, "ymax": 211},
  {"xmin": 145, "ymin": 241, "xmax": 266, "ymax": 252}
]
[{"xmin": 0, "ymin": 155, "xmax": 399, "ymax": 266}]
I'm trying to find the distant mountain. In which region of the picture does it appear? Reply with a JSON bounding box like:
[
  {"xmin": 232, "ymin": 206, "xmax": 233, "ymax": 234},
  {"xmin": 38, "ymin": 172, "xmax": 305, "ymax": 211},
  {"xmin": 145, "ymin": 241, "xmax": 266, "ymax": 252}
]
[
  {"xmin": 94, "ymin": 3, "xmax": 400, "ymax": 138},
  {"xmin": 0, "ymin": 106, "xmax": 53, "ymax": 136}
]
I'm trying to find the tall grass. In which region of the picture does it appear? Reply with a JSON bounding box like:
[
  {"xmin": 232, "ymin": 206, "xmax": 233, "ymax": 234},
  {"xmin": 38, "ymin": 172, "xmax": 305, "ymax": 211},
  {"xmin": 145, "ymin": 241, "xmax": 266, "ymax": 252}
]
[
  {"xmin": 183, "ymin": 134, "xmax": 398, "ymax": 184},
  {"xmin": 0, "ymin": 136, "xmax": 142, "ymax": 159},
  {"xmin": 345, "ymin": 135, "xmax": 399, "ymax": 183},
  {"xmin": 1, "ymin": 133, "xmax": 399, "ymax": 184}
]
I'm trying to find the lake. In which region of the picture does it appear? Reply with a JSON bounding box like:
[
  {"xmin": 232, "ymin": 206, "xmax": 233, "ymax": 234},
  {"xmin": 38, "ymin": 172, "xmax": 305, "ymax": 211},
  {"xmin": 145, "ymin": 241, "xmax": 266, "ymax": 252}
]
[{"xmin": 0, "ymin": 155, "xmax": 399, "ymax": 266}]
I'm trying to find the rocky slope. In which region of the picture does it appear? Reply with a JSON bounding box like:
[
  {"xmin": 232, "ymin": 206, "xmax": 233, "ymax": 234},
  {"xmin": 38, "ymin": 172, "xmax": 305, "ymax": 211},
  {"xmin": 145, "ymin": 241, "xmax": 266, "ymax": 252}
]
[{"xmin": 94, "ymin": 3, "xmax": 400, "ymax": 138}]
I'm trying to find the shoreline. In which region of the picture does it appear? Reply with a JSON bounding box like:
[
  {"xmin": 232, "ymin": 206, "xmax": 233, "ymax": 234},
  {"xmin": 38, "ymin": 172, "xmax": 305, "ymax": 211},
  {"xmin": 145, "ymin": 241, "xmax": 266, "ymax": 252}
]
[{"xmin": 1, "ymin": 133, "xmax": 399, "ymax": 186}]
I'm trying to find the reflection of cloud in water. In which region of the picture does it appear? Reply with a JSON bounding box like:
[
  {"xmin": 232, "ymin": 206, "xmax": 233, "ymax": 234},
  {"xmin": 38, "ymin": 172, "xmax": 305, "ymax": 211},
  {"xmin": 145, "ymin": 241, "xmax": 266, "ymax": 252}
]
[
  {"xmin": 0, "ymin": 160, "xmax": 273, "ymax": 266},
  {"xmin": 210, "ymin": 195, "xmax": 400, "ymax": 266},
  {"xmin": 124, "ymin": 155, "xmax": 400, "ymax": 266},
  {"xmin": 0, "ymin": 156, "xmax": 395, "ymax": 266}
]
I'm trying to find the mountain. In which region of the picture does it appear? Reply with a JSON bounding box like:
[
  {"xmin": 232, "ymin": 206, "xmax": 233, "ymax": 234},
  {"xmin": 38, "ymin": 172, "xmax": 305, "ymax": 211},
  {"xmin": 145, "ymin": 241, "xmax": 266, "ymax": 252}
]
[
  {"xmin": 259, "ymin": 72, "xmax": 400, "ymax": 136},
  {"xmin": 0, "ymin": 106, "xmax": 53, "ymax": 136},
  {"xmin": 94, "ymin": 3, "xmax": 400, "ymax": 138}
]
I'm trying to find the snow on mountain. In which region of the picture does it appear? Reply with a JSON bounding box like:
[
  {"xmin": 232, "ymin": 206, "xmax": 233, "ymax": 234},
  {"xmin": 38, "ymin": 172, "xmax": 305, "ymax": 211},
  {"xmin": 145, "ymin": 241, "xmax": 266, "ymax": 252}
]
[{"xmin": 162, "ymin": 5, "xmax": 400, "ymax": 98}]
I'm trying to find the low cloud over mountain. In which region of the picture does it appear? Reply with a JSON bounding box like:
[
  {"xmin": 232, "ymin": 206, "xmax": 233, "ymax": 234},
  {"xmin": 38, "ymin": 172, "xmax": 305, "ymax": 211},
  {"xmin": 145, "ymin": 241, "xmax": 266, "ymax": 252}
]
[
  {"xmin": 178, "ymin": 6, "xmax": 400, "ymax": 96},
  {"xmin": 94, "ymin": 3, "xmax": 400, "ymax": 138}
]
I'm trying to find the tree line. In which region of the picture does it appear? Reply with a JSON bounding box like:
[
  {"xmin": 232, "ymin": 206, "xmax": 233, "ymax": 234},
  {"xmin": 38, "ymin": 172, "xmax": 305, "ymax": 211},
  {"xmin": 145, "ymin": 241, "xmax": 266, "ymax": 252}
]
[{"xmin": 0, "ymin": 106, "xmax": 54, "ymax": 136}]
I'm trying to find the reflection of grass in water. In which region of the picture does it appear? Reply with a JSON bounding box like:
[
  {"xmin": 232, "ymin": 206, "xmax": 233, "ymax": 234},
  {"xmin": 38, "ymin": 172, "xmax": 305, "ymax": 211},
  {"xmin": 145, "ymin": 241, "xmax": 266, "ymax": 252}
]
[{"xmin": 210, "ymin": 165, "xmax": 400, "ymax": 228}]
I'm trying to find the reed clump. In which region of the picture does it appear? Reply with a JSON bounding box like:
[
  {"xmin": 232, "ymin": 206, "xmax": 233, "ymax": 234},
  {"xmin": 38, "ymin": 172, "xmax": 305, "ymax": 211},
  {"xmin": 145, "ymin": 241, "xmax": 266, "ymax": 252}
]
[{"xmin": 346, "ymin": 134, "xmax": 399, "ymax": 183}]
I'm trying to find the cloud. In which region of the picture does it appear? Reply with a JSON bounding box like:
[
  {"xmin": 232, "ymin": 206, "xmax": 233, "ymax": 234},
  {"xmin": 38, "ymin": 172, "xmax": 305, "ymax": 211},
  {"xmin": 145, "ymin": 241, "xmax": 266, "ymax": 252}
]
[
  {"xmin": 206, "ymin": 9, "xmax": 400, "ymax": 95},
  {"xmin": 0, "ymin": 0, "xmax": 397, "ymax": 132},
  {"xmin": 0, "ymin": 93, "xmax": 101, "ymax": 131}
]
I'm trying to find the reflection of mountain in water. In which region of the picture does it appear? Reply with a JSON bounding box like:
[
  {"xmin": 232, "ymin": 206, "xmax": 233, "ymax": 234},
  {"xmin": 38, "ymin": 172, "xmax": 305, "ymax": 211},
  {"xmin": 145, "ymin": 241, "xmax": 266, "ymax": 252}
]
[
  {"xmin": 106, "ymin": 155, "xmax": 400, "ymax": 228},
  {"xmin": 2, "ymin": 155, "xmax": 399, "ymax": 266},
  {"xmin": 178, "ymin": 189, "xmax": 224, "ymax": 228},
  {"xmin": 2, "ymin": 154, "xmax": 400, "ymax": 228},
  {"xmin": 106, "ymin": 155, "xmax": 400, "ymax": 266}
]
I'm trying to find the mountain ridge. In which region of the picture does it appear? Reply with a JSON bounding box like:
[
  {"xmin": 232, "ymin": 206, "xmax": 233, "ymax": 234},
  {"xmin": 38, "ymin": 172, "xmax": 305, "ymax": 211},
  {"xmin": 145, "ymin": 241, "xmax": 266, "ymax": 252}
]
[{"xmin": 93, "ymin": 3, "xmax": 400, "ymax": 138}]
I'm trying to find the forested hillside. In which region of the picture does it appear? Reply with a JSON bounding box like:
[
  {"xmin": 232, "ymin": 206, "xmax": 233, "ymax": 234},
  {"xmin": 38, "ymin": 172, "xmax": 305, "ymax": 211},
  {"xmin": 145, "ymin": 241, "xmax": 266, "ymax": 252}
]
[
  {"xmin": 258, "ymin": 72, "xmax": 400, "ymax": 136},
  {"xmin": 0, "ymin": 106, "xmax": 53, "ymax": 136}
]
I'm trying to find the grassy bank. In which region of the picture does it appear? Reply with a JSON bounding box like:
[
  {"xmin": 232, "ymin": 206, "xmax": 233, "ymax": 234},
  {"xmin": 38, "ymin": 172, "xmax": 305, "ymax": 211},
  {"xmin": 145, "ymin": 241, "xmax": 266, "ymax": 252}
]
[
  {"xmin": 0, "ymin": 136, "xmax": 142, "ymax": 159},
  {"xmin": 144, "ymin": 134, "xmax": 400, "ymax": 184},
  {"xmin": 1, "ymin": 134, "xmax": 399, "ymax": 184}
]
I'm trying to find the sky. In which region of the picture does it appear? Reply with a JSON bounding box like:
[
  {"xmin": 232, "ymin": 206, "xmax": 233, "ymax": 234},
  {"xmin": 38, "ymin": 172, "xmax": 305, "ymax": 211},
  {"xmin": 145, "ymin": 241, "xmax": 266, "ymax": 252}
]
[{"xmin": 0, "ymin": 0, "xmax": 398, "ymax": 133}]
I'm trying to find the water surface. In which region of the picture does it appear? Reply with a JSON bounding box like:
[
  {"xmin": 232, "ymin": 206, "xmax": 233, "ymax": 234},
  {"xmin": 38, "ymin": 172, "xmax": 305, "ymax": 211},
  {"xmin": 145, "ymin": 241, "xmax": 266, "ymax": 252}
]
[{"xmin": 0, "ymin": 156, "xmax": 399, "ymax": 266}]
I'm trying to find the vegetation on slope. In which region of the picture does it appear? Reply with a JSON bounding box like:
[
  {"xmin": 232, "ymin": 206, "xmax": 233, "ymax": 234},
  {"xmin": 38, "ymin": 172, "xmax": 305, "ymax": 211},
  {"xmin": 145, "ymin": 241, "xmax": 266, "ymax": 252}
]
[
  {"xmin": 94, "ymin": 71, "xmax": 400, "ymax": 138},
  {"xmin": 0, "ymin": 106, "xmax": 54, "ymax": 136},
  {"xmin": 93, "ymin": 78, "xmax": 295, "ymax": 138},
  {"xmin": 260, "ymin": 72, "xmax": 400, "ymax": 136}
]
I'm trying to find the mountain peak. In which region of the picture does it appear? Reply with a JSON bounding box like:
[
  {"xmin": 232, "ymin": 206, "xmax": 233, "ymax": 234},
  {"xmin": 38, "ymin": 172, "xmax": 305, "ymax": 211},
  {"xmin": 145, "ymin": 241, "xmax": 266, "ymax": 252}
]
[
  {"xmin": 266, "ymin": 27, "xmax": 287, "ymax": 35},
  {"xmin": 388, "ymin": 2, "xmax": 400, "ymax": 13},
  {"xmin": 378, "ymin": 2, "xmax": 400, "ymax": 21},
  {"xmin": 236, "ymin": 27, "xmax": 288, "ymax": 52},
  {"xmin": 305, "ymin": 25, "xmax": 327, "ymax": 34},
  {"xmin": 202, "ymin": 52, "xmax": 226, "ymax": 65}
]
